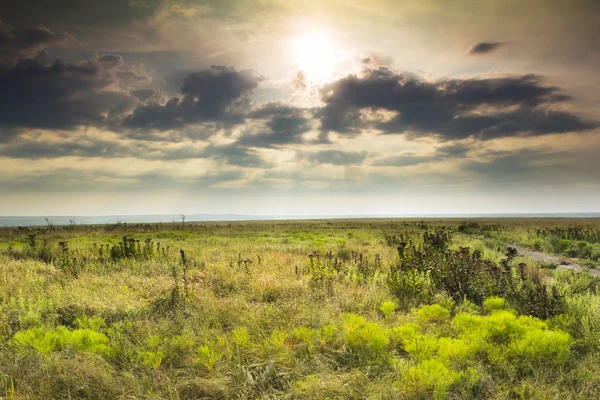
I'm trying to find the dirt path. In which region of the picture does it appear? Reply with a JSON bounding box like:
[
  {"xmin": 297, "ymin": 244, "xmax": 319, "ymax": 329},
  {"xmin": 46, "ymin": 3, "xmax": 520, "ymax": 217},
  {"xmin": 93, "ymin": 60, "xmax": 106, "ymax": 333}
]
[{"xmin": 512, "ymin": 245, "xmax": 600, "ymax": 277}]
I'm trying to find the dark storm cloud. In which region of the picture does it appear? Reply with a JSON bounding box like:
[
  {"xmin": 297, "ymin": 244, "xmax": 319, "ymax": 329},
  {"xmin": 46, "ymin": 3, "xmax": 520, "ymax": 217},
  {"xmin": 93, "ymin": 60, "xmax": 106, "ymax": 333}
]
[
  {"xmin": 0, "ymin": 1, "xmax": 163, "ymax": 29},
  {"xmin": 0, "ymin": 137, "xmax": 130, "ymax": 159},
  {"xmin": 130, "ymin": 88, "xmax": 162, "ymax": 101},
  {"xmin": 237, "ymin": 103, "xmax": 313, "ymax": 148},
  {"xmin": 0, "ymin": 0, "xmax": 275, "ymax": 42},
  {"xmin": 318, "ymin": 68, "xmax": 596, "ymax": 140},
  {"xmin": 200, "ymin": 143, "xmax": 269, "ymax": 167},
  {"xmin": 372, "ymin": 153, "xmax": 436, "ymax": 167},
  {"xmin": 123, "ymin": 66, "xmax": 263, "ymax": 131},
  {"xmin": 436, "ymin": 143, "xmax": 472, "ymax": 157},
  {"xmin": 0, "ymin": 54, "xmax": 138, "ymax": 133},
  {"xmin": 0, "ymin": 167, "xmax": 246, "ymax": 193},
  {"xmin": 303, "ymin": 150, "xmax": 368, "ymax": 166},
  {"xmin": 469, "ymin": 42, "xmax": 503, "ymax": 54},
  {"xmin": 461, "ymin": 148, "xmax": 566, "ymax": 184},
  {"xmin": 372, "ymin": 142, "xmax": 475, "ymax": 167},
  {"xmin": 0, "ymin": 19, "xmax": 73, "ymax": 64},
  {"xmin": 0, "ymin": 131, "xmax": 274, "ymax": 167}
]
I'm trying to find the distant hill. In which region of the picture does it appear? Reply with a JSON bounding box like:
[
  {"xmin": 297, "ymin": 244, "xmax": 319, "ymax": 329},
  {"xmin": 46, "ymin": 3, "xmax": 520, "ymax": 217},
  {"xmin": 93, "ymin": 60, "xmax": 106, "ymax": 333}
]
[{"xmin": 1, "ymin": 213, "xmax": 600, "ymax": 227}]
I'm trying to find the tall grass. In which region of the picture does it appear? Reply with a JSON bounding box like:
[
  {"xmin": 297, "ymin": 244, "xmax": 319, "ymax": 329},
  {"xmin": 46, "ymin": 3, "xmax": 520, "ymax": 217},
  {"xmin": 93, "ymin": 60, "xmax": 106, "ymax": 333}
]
[{"xmin": 0, "ymin": 219, "xmax": 599, "ymax": 398}]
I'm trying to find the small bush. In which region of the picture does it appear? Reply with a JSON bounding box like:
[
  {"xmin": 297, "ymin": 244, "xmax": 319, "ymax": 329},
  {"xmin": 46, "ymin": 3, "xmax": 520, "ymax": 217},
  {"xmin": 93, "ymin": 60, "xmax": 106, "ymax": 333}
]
[
  {"xmin": 403, "ymin": 334, "xmax": 439, "ymax": 361},
  {"xmin": 342, "ymin": 313, "xmax": 390, "ymax": 362},
  {"xmin": 391, "ymin": 323, "xmax": 422, "ymax": 342},
  {"xmin": 436, "ymin": 337, "xmax": 478, "ymax": 364},
  {"xmin": 513, "ymin": 329, "xmax": 572, "ymax": 365},
  {"xmin": 137, "ymin": 350, "xmax": 166, "ymax": 369},
  {"xmin": 454, "ymin": 299, "xmax": 480, "ymax": 315},
  {"xmin": 74, "ymin": 315, "xmax": 106, "ymax": 331},
  {"xmin": 402, "ymin": 359, "xmax": 471, "ymax": 399},
  {"xmin": 379, "ymin": 301, "xmax": 397, "ymax": 319},
  {"xmin": 196, "ymin": 345, "xmax": 223, "ymax": 370},
  {"xmin": 13, "ymin": 326, "xmax": 112, "ymax": 357},
  {"xmin": 416, "ymin": 304, "xmax": 450, "ymax": 323},
  {"xmin": 483, "ymin": 297, "xmax": 507, "ymax": 313},
  {"xmin": 232, "ymin": 327, "xmax": 250, "ymax": 348}
]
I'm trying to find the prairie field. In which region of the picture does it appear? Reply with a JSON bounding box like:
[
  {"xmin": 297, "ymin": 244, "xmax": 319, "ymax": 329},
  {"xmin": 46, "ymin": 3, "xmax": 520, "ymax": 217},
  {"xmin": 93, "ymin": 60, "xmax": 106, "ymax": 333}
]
[{"xmin": 1, "ymin": 219, "xmax": 600, "ymax": 399}]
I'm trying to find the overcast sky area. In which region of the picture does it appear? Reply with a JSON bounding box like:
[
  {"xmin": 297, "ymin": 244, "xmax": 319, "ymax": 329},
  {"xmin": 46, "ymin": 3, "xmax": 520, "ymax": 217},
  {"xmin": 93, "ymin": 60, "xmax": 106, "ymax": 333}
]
[{"xmin": 0, "ymin": 0, "xmax": 599, "ymax": 216}]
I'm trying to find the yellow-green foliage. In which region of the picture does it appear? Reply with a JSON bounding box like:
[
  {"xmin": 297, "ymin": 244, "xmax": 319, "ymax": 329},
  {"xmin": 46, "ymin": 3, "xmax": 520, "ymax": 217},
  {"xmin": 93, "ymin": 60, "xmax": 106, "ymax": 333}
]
[
  {"xmin": 416, "ymin": 304, "xmax": 451, "ymax": 323},
  {"xmin": 232, "ymin": 326, "xmax": 250, "ymax": 348},
  {"xmin": 319, "ymin": 324, "xmax": 338, "ymax": 344},
  {"xmin": 483, "ymin": 296, "xmax": 508, "ymax": 313},
  {"xmin": 75, "ymin": 315, "xmax": 107, "ymax": 331},
  {"xmin": 13, "ymin": 326, "xmax": 112, "ymax": 357},
  {"xmin": 195, "ymin": 345, "xmax": 223, "ymax": 370},
  {"xmin": 136, "ymin": 350, "xmax": 166, "ymax": 369},
  {"xmin": 451, "ymin": 309, "xmax": 572, "ymax": 369},
  {"xmin": 379, "ymin": 300, "xmax": 397, "ymax": 319},
  {"xmin": 403, "ymin": 333, "xmax": 440, "ymax": 360},
  {"xmin": 291, "ymin": 326, "xmax": 319, "ymax": 357},
  {"xmin": 342, "ymin": 313, "xmax": 390, "ymax": 361},
  {"xmin": 402, "ymin": 359, "xmax": 477, "ymax": 399},
  {"xmin": 513, "ymin": 329, "xmax": 572, "ymax": 365},
  {"xmin": 269, "ymin": 329, "xmax": 287, "ymax": 347},
  {"xmin": 391, "ymin": 323, "xmax": 421, "ymax": 342}
]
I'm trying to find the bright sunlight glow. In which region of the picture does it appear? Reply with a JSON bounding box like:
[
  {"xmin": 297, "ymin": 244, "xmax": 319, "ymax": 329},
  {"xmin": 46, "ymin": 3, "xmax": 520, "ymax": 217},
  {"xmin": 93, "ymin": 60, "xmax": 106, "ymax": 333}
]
[{"xmin": 293, "ymin": 29, "xmax": 335, "ymax": 81}]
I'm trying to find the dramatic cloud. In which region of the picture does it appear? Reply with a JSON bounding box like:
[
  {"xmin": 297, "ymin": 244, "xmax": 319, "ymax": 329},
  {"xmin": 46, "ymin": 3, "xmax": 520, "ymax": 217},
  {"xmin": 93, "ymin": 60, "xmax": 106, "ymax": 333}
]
[
  {"xmin": 372, "ymin": 142, "xmax": 475, "ymax": 167},
  {"xmin": 372, "ymin": 153, "xmax": 437, "ymax": 167},
  {"xmin": 469, "ymin": 42, "xmax": 503, "ymax": 54},
  {"xmin": 303, "ymin": 150, "xmax": 368, "ymax": 165},
  {"xmin": 0, "ymin": 54, "xmax": 138, "ymax": 133},
  {"xmin": 318, "ymin": 68, "xmax": 596, "ymax": 140},
  {"xmin": 123, "ymin": 66, "xmax": 262, "ymax": 131},
  {"xmin": 200, "ymin": 143, "xmax": 269, "ymax": 168},
  {"xmin": 0, "ymin": 166, "xmax": 246, "ymax": 193},
  {"xmin": 0, "ymin": 19, "xmax": 73, "ymax": 64},
  {"xmin": 0, "ymin": 1, "xmax": 163, "ymax": 28},
  {"xmin": 1, "ymin": 0, "xmax": 600, "ymax": 215},
  {"xmin": 237, "ymin": 103, "xmax": 313, "ymax": 148},
  {"xmin": 462, "ymin": 148, "xmax": 565, "ymax": 185}
]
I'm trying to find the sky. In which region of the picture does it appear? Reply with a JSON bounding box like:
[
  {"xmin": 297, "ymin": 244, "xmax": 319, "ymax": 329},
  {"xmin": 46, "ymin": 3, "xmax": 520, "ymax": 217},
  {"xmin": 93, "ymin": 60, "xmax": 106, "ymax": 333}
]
[{"xmin": 0, "ymin": 0, "xmax": 599, "ymax": 216}]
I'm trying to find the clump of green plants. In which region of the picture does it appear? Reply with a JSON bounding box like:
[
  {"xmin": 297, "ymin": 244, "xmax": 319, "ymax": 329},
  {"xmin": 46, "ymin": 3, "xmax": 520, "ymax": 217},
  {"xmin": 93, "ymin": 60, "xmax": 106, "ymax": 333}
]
[
  {"xmin": 379, "ymin": 300, "xmax": 397, "ymax": 319},
  {"xmin": 401, "ymin": 359, "xmax": 479, "ymax": 399},
  {"xmin": 12, "ymin": 326, "xmax": 112, "ymax": 357},
  {"xmin": 342, "ymin": 313, "xmax": 390, "ymax": 363},
  {"xmin": 416, "ymin": 304, "xmax": 451, "ymax": 323}
]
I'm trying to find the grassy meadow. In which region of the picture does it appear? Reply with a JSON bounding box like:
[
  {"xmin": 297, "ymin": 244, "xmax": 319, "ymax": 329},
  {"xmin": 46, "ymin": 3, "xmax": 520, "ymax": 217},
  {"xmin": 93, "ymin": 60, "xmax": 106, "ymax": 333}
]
[{"xmin": 1, "ymin": 218, "xmax": 600, "ymax": 399}]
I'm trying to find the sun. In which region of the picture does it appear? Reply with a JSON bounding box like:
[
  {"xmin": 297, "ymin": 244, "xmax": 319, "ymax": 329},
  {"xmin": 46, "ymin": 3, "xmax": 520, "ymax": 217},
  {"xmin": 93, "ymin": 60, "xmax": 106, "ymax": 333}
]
[{"xmin": 293, "ymin": 29, "xmax": 335, "ymax": 81}]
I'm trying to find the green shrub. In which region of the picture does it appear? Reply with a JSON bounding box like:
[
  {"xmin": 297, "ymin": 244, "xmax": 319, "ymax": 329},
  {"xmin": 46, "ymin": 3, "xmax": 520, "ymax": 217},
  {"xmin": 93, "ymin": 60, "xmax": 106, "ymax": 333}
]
[
  {"xmin": 232, "ymin": 326, "xmax": 250, "ymax": 348},
  {"xmin": 13, "ymin": 326, "xmax": 112, "ymax": 357},
  {"xmin": 291, "ymin": 326, "xmax": 319, "ymax": 357},
  {"xmin": 137, "ymin": 350, "xmax": 166, "ymax": 369},
  {"xmin": 379, "ymin": 301, "xmax": 397, "ymax": 319},
  {"xmin": 402, "ymin": 359, "xmax": 472, "ymax": 399},
  {"xmin": 416, "ymin": 304, "xmax": 450, "ymax": 323},
  {"xmin": 436, "ymin": 337, "xmax": 478, "ymax": 364},
  {"xmin": 342, "ymin": 313, "xmax": 390, "ymax": 362},
  {"xmin": 403, "ymin": 334, "xmax": 439, "ymax": 361},
  {"xmin": 513, "ymin": 329, "xmax": 572, "ymax": 365},
  {"xmin": 391, "ymin": 323, "xmax": 421, "ymax": 342},
  {"xmin": 13, "ymin": 327, "xmax": 64, "ymax": 354},
  {"xmin": 269, "ymin": 329, "xmax": 287, "ymax": 347},
  {"xmin": 454, "ymin": 299, "xmax": 480, "ymax": 315},
  {"xmin": 483, "ymin": 297, "xmax": 507, "ymax": 313},
  {"xmin": 319, "ymin": 324, "xmax": 338, "ymax": 344},
  {"xmin": 196, "ymin": 345, "xmax": 223, "ymax": 370},
  {"xmin": 75, "ymin": 315, "xmax": 106, "ymax": 331},
  {"xmin": 433, "ymin": 292, "xmax": 456, "ymax": 311}
]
